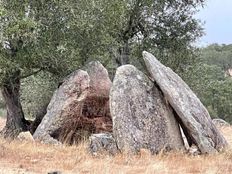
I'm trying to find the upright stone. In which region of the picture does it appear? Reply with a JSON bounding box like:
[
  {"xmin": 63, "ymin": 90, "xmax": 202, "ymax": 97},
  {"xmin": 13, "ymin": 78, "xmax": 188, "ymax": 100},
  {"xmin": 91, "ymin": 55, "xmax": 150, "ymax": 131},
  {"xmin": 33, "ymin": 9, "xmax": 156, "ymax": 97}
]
[
  {"xmin": 110, "ymin": 65, "xmax": 185, "ymax": 154},
  {"xmin": 82, "ymin": 61, "xmax": 112, "ymax": 131},
  {"xmin": 143, "ymin": 51, "xmax": 228, "ymax": 153},
  {"xmin": 85, "ymin": 61, "xmax": 112, "ymax": 97}
]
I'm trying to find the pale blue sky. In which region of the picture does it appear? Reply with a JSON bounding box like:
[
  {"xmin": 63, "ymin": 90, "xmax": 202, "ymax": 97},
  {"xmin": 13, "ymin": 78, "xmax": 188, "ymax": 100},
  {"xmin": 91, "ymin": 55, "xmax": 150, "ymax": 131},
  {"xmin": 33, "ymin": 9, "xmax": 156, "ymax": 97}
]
[{"xmin": 196, "ymin": 0, "xmax": 232, "ymax": 45}]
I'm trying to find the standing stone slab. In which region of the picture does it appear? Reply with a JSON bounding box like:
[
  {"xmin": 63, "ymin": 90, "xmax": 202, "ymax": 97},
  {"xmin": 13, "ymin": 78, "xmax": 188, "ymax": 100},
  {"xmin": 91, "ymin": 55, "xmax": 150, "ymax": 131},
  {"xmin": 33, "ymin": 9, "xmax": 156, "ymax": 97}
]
[
  {"xmin": 143, "ymin": 51, "xmax": 228, "ymax": 153},
  {"xmin": 85, "ymin": 61, "xmax": 112, "ymax": 97},
  {"xmin": 110, "ymin": 65, "xmax": 184, "ymax": 154},
  {"xmin": 82, "ymin": 61, "xmax": 112, "ymax": 132}
]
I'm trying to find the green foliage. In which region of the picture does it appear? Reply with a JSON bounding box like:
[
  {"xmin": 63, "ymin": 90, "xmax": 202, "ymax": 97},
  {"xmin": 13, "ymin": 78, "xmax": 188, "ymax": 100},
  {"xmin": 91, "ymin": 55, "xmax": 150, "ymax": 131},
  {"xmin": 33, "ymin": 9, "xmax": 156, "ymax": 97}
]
[
  {"xmin": 0, "ymin": 109, "xmax": 6, "ymax": 117},
  {"xmin": 199, "ymin": 44, "xmax": 232, "ymax": 70},
  {"xmin": 183, "ymin": 44, "xmax": 232, "ymax": 123},
  {"xmin": 0, "ymin": 92, "xmax": 5, "ymax": 117},
  {"xmin": 20, "ymin": 72, "xmax": 58, "ymax": 119},
  {"xmin": 0, "ymin": 92, "xmax": 4, "ymax": 108},
  {"xmin": 0, "ymin": 0, "xmax": 205, "ymax": 79},
  {"xmin": 123, "ymin": 0, "xmax": 204, "ymax": 71},
  {"xmin": 209, "ymin": 79, "xmax": 232, "ymax": 121}
]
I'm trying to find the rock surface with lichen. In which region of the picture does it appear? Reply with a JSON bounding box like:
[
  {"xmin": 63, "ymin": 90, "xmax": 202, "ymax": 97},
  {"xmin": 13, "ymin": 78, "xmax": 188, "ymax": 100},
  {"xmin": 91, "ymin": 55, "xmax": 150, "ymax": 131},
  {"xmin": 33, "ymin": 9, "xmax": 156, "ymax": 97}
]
[{"xmin": 110, "ymin": 65, "xmax": 184, "ymax": 154}]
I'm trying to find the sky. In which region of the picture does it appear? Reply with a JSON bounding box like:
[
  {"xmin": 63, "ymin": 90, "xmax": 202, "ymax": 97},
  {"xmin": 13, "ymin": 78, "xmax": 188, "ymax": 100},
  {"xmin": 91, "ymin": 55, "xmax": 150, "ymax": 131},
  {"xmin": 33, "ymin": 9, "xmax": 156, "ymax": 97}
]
[{"xmin": 196, "ymin": 0, "xmax": 232, "ymax": 45}]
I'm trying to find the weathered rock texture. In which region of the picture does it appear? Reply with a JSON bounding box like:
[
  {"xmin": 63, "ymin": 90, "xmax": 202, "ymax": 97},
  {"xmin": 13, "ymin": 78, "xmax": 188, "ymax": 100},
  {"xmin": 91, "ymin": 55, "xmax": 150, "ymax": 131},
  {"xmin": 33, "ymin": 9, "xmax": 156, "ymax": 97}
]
[
  {"xmin": 110, "ymin": 65, "xmax": 185, "ymax": 154},
  {"xmin": 143, "ymin": 51, "xmax": 228, "ymax": 153},
  {"xmin": 17, "ymin": 131, "xmax": 34, "ymax": 142},
  {"xmin": 89, "ymin": 133, "xmax": 118, "ymax": 155},
  {"xmin": 85, "ymin": 61, "xmax": 112, "ymax": 97},
  {"xmin": 33, "ymin": 61, "xmax": 112, "ymax": 144},
  {"xmin": 212, "ymin": 118, "xmax": 230, "ymax": 127}
]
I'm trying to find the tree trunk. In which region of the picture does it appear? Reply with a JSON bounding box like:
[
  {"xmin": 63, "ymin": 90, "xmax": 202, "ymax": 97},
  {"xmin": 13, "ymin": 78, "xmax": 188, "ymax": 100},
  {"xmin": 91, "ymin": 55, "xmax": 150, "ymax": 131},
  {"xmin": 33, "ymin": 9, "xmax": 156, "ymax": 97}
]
[
  {"xmin": 116, "ymin": 42, "xmax": 130, "ymax": 66},
  {"xmin": 0, "ymin": 70, "xmax": 30, "ymax": 138}
]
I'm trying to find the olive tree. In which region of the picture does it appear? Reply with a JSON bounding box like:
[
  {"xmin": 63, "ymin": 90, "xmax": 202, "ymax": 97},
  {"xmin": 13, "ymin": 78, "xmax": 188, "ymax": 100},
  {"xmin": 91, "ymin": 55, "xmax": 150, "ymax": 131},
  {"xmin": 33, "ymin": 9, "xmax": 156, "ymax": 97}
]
[{"xmin": 0, "ymin": 0, "xmax": 78, "ymax": 137}]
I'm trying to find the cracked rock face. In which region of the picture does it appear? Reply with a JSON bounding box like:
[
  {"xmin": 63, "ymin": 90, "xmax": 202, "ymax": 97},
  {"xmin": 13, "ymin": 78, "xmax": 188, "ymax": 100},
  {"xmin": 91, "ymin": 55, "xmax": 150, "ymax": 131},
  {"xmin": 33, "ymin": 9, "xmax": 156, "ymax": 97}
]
[
  {"xmin": 110, "ymin": 65, "xmax": 185, "ymax": 154},
  {"xmin": 33, "ymin": 61, "xmax": 112, "ymax": 144},
  {"xmin": 143, "ymin": 51, "xmax": 228, "ymax": 154}
]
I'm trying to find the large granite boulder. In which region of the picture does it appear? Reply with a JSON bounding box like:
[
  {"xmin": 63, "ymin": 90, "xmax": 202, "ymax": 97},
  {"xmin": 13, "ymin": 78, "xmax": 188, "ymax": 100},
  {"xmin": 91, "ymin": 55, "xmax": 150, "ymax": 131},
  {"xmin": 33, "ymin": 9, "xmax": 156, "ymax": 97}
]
[
  {"xmin": 110, "ymin": 65, "xmax": 185, "ymax": 154},
  {"xmin": 143, "ymin": 51, "xmax": 228, "ymax": 153},
  {"xmin": 33, "ymin": 61, "xmax": 112, "ymax": 144}
]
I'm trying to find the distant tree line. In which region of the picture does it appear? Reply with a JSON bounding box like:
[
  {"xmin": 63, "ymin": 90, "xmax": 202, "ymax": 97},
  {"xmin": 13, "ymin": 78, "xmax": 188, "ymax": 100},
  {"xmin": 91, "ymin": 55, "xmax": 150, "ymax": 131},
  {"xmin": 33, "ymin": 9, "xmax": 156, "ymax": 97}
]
[{"xmin": 183, "ymin": 44, "xmax": 232, "ymax": 123}]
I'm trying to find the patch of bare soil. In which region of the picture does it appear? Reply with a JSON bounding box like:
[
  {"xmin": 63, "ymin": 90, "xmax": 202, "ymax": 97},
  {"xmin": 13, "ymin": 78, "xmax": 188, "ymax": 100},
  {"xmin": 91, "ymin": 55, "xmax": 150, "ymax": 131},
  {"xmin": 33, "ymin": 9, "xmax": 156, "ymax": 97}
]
[{"xmin": 0, "ymin": 118, "xmax": 232, "ymax": 174}]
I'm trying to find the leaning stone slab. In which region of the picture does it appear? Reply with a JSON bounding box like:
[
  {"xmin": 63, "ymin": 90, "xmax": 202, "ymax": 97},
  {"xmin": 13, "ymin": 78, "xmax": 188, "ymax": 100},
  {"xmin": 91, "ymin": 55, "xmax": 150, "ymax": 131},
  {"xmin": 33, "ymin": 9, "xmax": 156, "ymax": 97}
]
[
  {"xmin": 33, "ymin": 70, "xmax": 90, "ymax": 144},
  {"xmin": 110, "ymin": 65, "xmax": 185, "ymax": 154},
  {"xmin": 89, "ymin": 133, "xmax": 118, "ymax": 155},
  {"xmin": 143, "ymin": 51, "xmax": 228, "ymax": 153}
]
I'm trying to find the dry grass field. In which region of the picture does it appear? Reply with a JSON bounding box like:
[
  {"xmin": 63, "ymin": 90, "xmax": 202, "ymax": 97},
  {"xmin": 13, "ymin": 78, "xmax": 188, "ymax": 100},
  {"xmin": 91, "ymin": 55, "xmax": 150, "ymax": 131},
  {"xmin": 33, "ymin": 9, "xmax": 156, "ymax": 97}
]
[{"xmin": 0, "ymin": 117, "xmax": 232, "ymax": 174}]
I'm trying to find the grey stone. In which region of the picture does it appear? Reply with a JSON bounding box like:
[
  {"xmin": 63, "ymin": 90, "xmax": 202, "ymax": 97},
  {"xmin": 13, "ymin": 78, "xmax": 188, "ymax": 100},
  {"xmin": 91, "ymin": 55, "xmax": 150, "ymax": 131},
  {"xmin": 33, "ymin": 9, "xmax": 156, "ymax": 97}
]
[
  {"xmin": 143, "ymin": 51, "xmax": 228, "ymax": 154},
  {"xmin": 188, "ymin": 145, "xmax": 200, "ymax": 156},
  {"xmin": 110, "ymin": 65, "xmax": 185, "ymax": 154},
  {"xmin": 89, "ymin": 133, "xmax": 118, "ymax": 155},
  {"xmin": 33, "ymin": 61, "xmax": 113, "ymax": 144},
  {"xmin": 212, "ymin": 118, "xmax": 230, "ymax": 127},
  {"xmin": 33, "ymin": 70, "xmax": 90, "ymax": 144},
  {"xmin": 85, "ymin": 61, "xmax": 112, "ymax": 98},
  {"xmin": 17, "ymin": 131, "xmax": 34, "ymax": 142}
]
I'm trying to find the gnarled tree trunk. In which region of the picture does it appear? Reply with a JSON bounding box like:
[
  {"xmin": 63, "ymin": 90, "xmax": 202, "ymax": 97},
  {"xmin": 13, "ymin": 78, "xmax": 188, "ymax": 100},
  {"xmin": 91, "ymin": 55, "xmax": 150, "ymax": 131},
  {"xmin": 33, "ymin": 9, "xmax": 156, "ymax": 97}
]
[{"xmin": 0, "ymin": 70, "xmax": 30, "ymax": 138}]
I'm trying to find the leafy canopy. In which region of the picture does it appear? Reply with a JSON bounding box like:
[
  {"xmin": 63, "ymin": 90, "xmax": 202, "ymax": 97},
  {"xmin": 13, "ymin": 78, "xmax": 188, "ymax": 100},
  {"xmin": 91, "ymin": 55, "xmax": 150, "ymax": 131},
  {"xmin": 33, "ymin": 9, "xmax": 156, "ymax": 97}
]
[{"xmin": 0, "ymin": 0, "xmax": 205, "ymax": 84}]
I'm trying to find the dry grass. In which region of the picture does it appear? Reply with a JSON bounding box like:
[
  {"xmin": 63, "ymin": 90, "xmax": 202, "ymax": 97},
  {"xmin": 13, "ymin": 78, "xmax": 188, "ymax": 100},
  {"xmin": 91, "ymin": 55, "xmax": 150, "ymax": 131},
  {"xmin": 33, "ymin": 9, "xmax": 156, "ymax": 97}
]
[{"xmin": 0, "ymin": 117, "xmax": 232, "ymax": 174}]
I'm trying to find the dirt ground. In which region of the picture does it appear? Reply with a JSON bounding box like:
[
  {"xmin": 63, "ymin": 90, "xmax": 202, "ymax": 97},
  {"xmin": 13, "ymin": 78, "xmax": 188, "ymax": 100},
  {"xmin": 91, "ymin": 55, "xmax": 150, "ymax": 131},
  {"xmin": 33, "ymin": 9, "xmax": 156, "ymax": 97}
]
[{"xmin": 0, "ymin": 117, "xmax": 232, "ymax": 174}]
